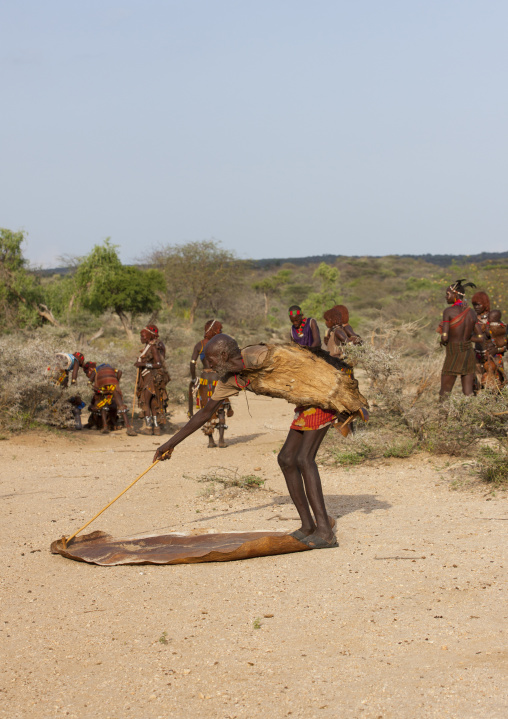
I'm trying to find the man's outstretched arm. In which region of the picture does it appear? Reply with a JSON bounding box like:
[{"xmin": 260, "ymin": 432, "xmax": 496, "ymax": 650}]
[{"xmin": 153, "ymin": 399, "xmax": 222, "ymax": 461}]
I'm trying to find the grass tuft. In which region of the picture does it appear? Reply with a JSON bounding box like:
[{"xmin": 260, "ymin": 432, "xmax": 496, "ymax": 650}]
[
  {"xmin": 382, "ymin": 439, "xmax": 417, "ymax": 458},
  {"xmin": 477, "ymin": 446, "xmax": 508, "ymax": 486}
]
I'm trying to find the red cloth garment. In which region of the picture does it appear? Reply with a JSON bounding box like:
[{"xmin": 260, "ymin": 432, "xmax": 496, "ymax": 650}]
[
  {"xmin": 290, "ymin": 406, "xmax": 337, "ymax": 432},
  {"xmin": 436, "ymin": 306, "xmax": 471, "ymax": 334}
]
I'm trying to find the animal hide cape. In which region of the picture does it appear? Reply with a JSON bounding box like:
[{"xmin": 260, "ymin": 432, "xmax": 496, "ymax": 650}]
[
  {"xmin": 244, "ymin": 344, "xmax": 368, "ymax": 414},
  {"xmin": 51, "ymin": 530, "xmax": 309, "ymax": 566}
]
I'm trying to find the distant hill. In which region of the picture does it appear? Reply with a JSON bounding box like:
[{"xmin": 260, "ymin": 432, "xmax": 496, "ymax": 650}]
[
  {"xmin": 253, "ymin": 250, "xmax": 508, "ymax": 269},
  {"xmin": 36, "ymin": 249, "xmax": 508, "ymax": 275}
]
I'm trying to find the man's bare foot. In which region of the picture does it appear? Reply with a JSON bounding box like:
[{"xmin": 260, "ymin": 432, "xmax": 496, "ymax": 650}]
[
  {"xmin": 291, "ymin": 516, "xmax": 335, "ymax": 541},
  {"xmin": 153, "ymin": 426, "xmax": 162, "ymax": 436},
  {"xmin": 290, "ymin": 524, "xmax": 316, "ymax": 541},
  {"xmin": 138, "ymin": 427, "xmax": 152, "ymax": 435},
  {"xmin": 218, "ymin": 440, "xmax": 227, "ymax": 448},
  {"xmin": 101, "ymin": 428, "xmax": 110, "ymax": 434},
  {"xmin": 126, "ymin": 428, "xmax": 137, "ymax": 437},
  {"xmin": 207, "ymin": 438, "xmax": 216, "ymax": 448},
  {"xmin": 300, "ymin": 533, "xmax": 338, "ymax": 549},
  {"xmin": 310, "ymin": 524, "xmax": 336, "ymax": 544}
]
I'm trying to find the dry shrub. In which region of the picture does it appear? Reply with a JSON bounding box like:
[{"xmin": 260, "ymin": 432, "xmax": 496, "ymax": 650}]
[
  {"xmin": 0, "ymin": 334, "xmax": 74, "ymax": 430},
  {"xmin": 0, "ymin": 328, "xmax": 148, "ymax": 430},
  {"xmin": 333, "ymin": 321, "xmax": 508, "ymax": 461},
  {"xmin": 344, "ymin": 330, "xmax": 442, "ymax": 437},
  {"xmin": 191, "ymin": 467, "xmax": 266, "ymax": 500},
  {"xmin": 422, "ymin": 390, "xmax": 508, "ymax": 455}
]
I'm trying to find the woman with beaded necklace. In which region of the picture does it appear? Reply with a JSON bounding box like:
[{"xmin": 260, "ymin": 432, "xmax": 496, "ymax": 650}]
[{"xmin": 288, "ymin": 305, "xmax": 321, "ymax": 348}]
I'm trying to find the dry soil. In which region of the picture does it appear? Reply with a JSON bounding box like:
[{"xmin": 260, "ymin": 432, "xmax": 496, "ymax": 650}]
[{"xmin": 1, "ymin": 395, "xmax": 507, "ymax": 719}]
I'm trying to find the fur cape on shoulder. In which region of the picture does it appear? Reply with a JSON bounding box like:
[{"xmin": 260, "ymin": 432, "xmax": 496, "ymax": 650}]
[{"xmin": 242, "ymin": 343, "xmax": 368, "ymax": 414}]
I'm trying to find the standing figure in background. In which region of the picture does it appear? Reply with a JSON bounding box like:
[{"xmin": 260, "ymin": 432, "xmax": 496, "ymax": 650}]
[
  {"xmin": 323, "ymin": 305, "xmax": 361, "ymax": 359},
  {"xmin": 189, "ymin": 319, "xmax": 233, "ymax": 448},
  {"xmin": 486, "ymin": 310, "xmax": 507, "ymax": 387},
  {"xmin": 472, "ymin": 291, "xmax": 492, "ymax": 391},
  {"xmin": 135, "ymin": 325, "xmax": 170, "ymax": 436},
  {"xmin": 438, "ymin": 279, "xmax": 483, "ymax": 398},
  {"xmin": 472, "ymin": 291, "xmax": 491, "ymax": 333},
  {"xmin": 84, "ymin": 361, "xmax": 137, "ymax": 436},
  {"xmin": 472, "ymin": 291, "xmax": 506, "ymax": 390},
  {"xmin": 289, "ymin": 305, "xmax": 321, "ymax": 348}
]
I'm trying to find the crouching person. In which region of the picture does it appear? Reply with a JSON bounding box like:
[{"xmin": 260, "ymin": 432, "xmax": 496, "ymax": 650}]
[{"xmin": 84, "ymin": 362, "xmax": 137, "ymax": 436}]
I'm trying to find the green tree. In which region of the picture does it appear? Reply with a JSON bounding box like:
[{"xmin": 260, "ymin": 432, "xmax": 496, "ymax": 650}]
[
  {"xmin": 252, "ymin": 269, "xmax": 292, "ymax": 319},
  {"xmin": 148, "ymin": 240, "xmax": 245, "ymax": 324},
  {"xmin": 74, "ymin": 239, "xmax": 165, "ymax": 339},
  {"xmin": 301, "ymin": 262, "xmax": 342, "ymax": 318},
  {"xmin": 0, "ymin": 228, "xmax": 60, "ymax": 328}
]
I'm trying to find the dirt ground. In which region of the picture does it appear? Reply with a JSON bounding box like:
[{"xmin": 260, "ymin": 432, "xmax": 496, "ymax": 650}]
[{"xmin": 1, "ymin": 394, "xmax": 507, "ymax": 719}]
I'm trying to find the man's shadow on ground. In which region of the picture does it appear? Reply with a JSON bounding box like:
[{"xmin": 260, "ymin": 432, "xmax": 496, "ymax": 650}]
[
  {"xmin": 188, "ymin": 493, "xmax": 391, "ymax": 527},
  {"xmin": 219, "ymin": 433, "xmax": 265, "ymax": 446},
  {"xmin": 147, "ymin": 421, "xmax": 266, "ymax": 447},
  {"xmin": 131, "ymin": 494, "xmax": 391, "ymax": 537}
]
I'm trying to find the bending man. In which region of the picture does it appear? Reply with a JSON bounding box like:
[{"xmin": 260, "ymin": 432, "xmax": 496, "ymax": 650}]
[{"xmin": 155, "ymin": 335, "xmax": 368, "ymax": 549}]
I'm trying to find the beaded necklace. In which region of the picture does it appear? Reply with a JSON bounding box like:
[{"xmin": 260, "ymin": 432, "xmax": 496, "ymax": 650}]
[{"xmin": 295, "ymin": 317, "xmax": 308, "ymax": 337}]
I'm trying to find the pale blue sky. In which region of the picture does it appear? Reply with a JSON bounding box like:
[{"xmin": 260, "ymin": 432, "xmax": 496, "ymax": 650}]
[{"xmin": 1, "ymin": 1, "xmax": 507, "ymax": 266}]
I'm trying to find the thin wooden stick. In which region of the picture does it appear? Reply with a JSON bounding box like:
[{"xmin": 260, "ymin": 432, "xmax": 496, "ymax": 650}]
[{"xmin": 61, "ymin": 452, "xmax": 171, "ymax": 548}]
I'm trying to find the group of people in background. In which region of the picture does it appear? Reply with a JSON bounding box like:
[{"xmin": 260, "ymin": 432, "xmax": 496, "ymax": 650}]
[
  {"xmin": 50, "ymin": 281, "xmax": 505, "ymax": 441},
  {"xmin": 50, "ymin": 300, "xmax": 363, "ymax": 447},
  {"xmin": 51, "ymin": 324, "xmax": 170, "ymax": 436},
  {"xmin": 438, "ymin": 279, "xmax": 507, "ymax": 397}
]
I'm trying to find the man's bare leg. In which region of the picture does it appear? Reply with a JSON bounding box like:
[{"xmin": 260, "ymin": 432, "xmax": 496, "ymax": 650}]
[
  {"xmin": 217, "ymin": 406, "xmax": 227, "ymax": 448},
  {"xmin": 278, "ymin": 427, "xmax": 333, "ymax": 541},
  {"xmin": 296, "ymin": 427, "xmax": 335, "ymax": 543},
  {"xmin": 139, "ymin": 389, "xmax": 153, "ymax": 434},
  {"xmin": 461, "ymin": 374, "xmax": 475, "ymax": 396},
  {"xmin": 100, "ymin": 409, "xmax": 109, "ymax": 434},
  {"xmin": 113, "ymin": 388, "xmax": 137, "ymax": 436},
  {"xmin": 151, "ymin": 396, "xmax": 162, "ymax": 436},
  {"xmin": 439, "ymin": 374, "xmax": 457, "ymax": 399}
]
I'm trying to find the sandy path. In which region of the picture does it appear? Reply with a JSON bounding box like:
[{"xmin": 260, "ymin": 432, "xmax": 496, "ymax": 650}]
[{"xmin": 1, "ymin": 394, "xmax": 507, "ymax": 719}]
